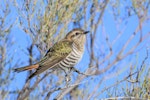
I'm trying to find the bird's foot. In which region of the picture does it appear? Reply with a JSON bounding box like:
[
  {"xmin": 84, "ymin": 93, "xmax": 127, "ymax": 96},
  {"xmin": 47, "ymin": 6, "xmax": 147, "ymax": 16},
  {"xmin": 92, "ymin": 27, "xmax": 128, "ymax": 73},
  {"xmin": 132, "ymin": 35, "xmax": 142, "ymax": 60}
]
[
  {"xmin": 65, "ymin": 74, "xmax": 71, "ymax": 87},
  {"xmin": 71, "ymin": 67, "xmax": 92, "ymax": 76}
]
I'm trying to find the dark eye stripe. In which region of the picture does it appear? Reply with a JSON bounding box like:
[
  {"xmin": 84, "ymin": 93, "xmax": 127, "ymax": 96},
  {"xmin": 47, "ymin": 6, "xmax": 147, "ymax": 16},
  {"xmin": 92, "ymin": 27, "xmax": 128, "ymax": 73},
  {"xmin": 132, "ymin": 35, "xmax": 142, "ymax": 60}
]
[
  {"xmin": 76, "ymin": 32, "xmax": 79, "ymax": 35},
  {"xmin": 71, "ymin": 34, "xmax": 76, "ymax": 38},
  {"xmin": 71, "ymin": 32, "xmax": 80, "ymax": 38}
]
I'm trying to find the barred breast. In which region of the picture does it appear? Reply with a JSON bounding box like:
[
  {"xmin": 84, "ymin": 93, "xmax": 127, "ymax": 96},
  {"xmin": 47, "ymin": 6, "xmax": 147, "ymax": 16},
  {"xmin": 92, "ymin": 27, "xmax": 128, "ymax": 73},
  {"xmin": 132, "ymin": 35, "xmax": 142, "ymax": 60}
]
[{"xmin": 58, "ymin": 43, "xmax": 84, "ymax": 69}]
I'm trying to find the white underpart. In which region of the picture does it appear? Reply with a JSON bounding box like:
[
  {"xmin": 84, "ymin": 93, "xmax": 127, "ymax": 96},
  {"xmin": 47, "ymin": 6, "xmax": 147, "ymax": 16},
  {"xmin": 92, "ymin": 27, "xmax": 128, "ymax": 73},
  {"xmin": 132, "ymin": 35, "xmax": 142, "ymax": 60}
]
[{"xmin": 58, "ymin": 42, "xmax": 83, "ymax": 69}]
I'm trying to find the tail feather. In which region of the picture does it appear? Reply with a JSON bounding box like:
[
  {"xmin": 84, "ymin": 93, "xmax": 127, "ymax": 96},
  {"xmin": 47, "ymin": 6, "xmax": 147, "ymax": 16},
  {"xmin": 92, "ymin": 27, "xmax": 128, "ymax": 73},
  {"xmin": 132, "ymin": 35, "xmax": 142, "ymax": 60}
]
[{"xmin": 14, "ymin": 64, "xmax": 39, "ymax": 72}]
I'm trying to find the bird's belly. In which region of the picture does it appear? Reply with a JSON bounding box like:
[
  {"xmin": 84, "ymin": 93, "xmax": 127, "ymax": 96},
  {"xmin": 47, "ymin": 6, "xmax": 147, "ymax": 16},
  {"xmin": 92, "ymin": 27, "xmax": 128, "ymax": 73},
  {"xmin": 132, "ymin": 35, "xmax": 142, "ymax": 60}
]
[{"xmin": 58, "ymin": 49, "xmax": 83, "ymax": 68}]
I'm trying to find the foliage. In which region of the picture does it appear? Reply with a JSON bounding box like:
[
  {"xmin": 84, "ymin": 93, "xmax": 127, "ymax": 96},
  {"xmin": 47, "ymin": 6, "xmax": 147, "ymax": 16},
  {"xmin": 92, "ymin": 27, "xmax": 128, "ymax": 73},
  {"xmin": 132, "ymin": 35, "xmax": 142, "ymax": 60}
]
[{"xmin": 0, "ymin": 0, "xmax": 150, "ymax": 100}]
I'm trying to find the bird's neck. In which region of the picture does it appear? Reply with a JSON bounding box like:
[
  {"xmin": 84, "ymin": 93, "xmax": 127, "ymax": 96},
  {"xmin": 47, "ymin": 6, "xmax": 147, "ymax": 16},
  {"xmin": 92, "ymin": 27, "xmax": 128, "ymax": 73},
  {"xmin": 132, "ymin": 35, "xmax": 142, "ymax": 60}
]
[{"xmin": 73, "ymin": 40, "xmax": 85, "ymax": 52}]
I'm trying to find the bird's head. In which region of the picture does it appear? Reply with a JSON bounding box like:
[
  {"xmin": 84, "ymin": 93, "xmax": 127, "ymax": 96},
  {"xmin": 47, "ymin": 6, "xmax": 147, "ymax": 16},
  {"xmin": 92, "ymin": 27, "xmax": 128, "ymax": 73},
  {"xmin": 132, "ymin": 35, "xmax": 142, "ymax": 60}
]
[{"xmin": 65, "ymin": 28, "xmax": 89, "ymax": 43}]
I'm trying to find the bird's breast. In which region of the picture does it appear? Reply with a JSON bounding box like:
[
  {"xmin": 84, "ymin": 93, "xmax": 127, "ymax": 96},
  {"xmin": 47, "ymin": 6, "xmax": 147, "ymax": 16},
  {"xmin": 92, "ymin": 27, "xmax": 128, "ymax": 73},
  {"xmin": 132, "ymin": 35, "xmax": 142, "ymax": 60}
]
[{"xmin": 58, "ymin": 43, "xmax": 84, "ymax": 68}]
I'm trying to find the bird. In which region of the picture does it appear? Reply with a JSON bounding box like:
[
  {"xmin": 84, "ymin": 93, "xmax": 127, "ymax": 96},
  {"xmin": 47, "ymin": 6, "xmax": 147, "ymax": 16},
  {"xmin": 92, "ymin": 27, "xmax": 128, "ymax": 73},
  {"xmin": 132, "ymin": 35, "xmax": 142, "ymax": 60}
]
[{"xmin": 14, "ymin": 28, "xmax": 89, "ymax": 80}]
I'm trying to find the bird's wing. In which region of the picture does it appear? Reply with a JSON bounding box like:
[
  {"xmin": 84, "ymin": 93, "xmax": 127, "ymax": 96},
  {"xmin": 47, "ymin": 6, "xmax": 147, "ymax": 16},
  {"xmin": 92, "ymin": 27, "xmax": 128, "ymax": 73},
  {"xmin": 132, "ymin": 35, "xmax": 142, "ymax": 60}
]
[{"xmin": 28, "ymin": 40, "xmax": 72, "ymax": 79}]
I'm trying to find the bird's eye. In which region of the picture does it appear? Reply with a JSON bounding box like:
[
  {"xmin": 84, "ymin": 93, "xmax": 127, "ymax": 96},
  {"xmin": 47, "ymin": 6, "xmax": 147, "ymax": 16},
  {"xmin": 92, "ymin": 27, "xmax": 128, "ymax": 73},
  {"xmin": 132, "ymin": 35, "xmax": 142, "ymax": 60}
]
[
  {"xmin": 75, "ymin": 32, "xmax": 80, "ymax": 35},
  {"xmin": 71, "ymin": 32, "xmax": 80, "ymax": 38}
]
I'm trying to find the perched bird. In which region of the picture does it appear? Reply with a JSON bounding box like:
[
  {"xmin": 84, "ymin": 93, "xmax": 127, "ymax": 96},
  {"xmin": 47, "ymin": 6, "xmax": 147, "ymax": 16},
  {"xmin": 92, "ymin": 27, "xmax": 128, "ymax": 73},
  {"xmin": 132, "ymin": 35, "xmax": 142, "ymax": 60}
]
[{"xmin": 14, "ymin": 28, "xmax": 89, "ymax": 80}]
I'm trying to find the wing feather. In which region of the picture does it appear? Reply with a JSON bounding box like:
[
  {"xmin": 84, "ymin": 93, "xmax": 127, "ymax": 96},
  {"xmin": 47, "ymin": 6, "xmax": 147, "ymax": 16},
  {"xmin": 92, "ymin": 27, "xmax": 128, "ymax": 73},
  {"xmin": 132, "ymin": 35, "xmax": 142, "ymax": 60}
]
[{"xmin": 28, "ymin": 40, "xmax": 72, "ymax": 79}]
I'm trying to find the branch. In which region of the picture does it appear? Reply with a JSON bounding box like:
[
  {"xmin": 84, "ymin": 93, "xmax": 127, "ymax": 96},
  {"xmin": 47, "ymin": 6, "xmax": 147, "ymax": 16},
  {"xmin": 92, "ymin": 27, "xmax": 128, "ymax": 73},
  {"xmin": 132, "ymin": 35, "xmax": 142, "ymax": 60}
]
[{"xmin": 54, "ymin": 1, "xmax": 109, "ymax": 99}]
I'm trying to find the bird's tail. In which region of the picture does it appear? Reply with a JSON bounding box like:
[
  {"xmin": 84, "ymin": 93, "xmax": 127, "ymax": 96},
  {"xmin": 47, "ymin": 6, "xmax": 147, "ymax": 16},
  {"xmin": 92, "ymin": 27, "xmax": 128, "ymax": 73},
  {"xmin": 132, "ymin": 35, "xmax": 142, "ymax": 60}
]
[{"xmin": 14, "ymin": 64, "xmax": 39, "ymax": 72}]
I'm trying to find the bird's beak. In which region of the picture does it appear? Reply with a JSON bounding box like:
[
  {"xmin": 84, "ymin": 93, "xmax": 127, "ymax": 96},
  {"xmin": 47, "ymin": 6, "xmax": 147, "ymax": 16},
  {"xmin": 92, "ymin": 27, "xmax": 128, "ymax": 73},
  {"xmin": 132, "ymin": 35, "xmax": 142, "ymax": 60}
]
[{"xmin": 84, "ymin": 31, "xmax": 90, "ymax": 34}]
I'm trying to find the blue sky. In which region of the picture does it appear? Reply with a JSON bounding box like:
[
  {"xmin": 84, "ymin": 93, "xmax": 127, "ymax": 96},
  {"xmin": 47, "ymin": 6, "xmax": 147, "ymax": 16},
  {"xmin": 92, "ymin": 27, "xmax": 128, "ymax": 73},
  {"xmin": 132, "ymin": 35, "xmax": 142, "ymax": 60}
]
[{"xmin": 1, "ymin": 0, "xmax": 150, "ymax": 99}]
